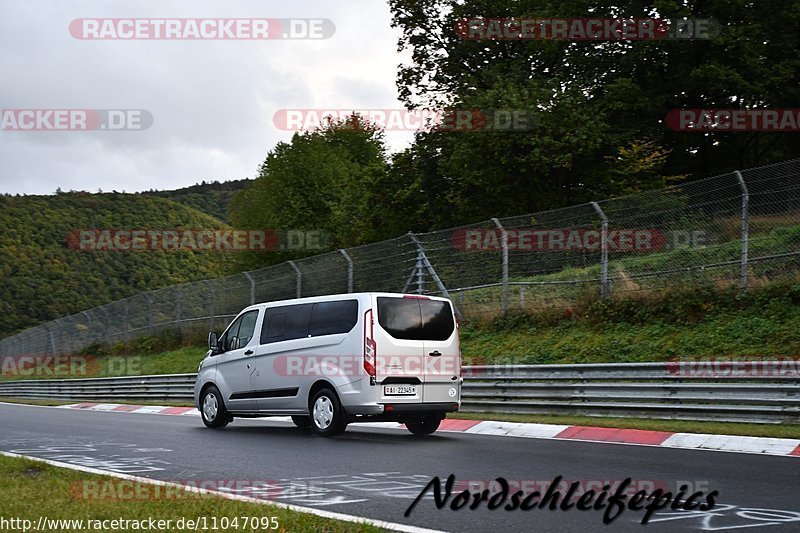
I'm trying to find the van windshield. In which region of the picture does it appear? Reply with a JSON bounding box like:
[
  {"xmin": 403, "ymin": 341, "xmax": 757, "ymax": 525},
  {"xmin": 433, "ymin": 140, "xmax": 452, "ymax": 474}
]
[{"xmin": 376, "ymin": 297, "xmax": 454, "ymax": 341}]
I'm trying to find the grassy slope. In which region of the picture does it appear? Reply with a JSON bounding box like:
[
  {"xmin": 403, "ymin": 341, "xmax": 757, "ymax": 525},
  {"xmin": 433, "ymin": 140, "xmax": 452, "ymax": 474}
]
[{"xmin": 459, "ymin": 303, "xmax": 800, "ymax": 364}]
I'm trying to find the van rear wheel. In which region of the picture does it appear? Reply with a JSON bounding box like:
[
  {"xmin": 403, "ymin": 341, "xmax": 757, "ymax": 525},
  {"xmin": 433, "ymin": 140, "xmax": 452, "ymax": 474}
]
[
  {"xmin": 406, "ymin": 416, "xmax": 441, "ymax": 436},
  {"xmin": 310, "ymin": 388, "xmax": 347, "ymax": 437}
]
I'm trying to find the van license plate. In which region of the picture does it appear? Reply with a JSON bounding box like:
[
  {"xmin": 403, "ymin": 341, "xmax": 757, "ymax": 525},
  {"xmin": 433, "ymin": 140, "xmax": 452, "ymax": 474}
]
[{"xmin": 384, "ymin": 385, "xmax": 417, "ymax": 396}]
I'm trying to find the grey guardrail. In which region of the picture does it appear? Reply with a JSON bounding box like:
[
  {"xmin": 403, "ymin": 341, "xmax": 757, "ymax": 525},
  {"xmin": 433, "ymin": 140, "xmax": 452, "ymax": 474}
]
[{"xmin": 0, "ymin": 362, "xmax": 798, "ymax": 424}]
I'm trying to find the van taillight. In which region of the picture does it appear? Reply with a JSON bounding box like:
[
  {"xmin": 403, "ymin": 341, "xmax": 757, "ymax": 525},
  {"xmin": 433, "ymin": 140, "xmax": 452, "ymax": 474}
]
[{"xmin": 364, "ymin": 309, "xmax": 376, "ymax": 379}]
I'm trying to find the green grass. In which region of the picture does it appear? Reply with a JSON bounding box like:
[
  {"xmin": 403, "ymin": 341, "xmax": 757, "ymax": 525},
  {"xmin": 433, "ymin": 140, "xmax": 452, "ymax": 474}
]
[
  {"xmin": 459, "ymin": 302, "xmax": 800, "ymax": 365},
  {"xmin": 456, "ymin": 218, "xmax": 800, "ymax": 318},
  {"xmin": 0, "ymin": 454, "xmax": 382, "ymax": 532},
  {"xmin": 451, "ymin": 412, "xmax": 800, "ymax": 439}
]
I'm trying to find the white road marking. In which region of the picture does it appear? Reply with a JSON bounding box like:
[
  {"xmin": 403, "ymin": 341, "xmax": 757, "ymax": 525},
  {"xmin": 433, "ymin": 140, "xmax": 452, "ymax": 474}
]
[{"xmin": 0, "ymin": 450, "xmax": 446, "ymax": 533}]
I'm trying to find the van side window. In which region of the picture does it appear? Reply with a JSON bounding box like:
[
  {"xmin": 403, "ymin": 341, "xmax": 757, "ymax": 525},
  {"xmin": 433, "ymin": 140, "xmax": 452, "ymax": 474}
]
[
  {"xmin": 237, "ymin": 310, "xmax": 259, "ymax": 347},
  {"xmin": 260, "ymin": 303, "xmax": 312, "ymax": 344},
  {"xmin": 220, "ymin": 310, "xmax": 259, "ymax": 352},
  {"xmin": 309, "ymin": 300, "xmax": 358, "ymax": 336}
]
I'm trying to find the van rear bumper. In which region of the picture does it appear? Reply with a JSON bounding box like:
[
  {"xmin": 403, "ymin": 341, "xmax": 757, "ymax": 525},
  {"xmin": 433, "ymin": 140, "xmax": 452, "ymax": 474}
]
[
  {"xmin": 382, "ymin": 402, "xmax": 460, "ymax": 413},
  {"xmin": 345, "ymin": 401, "xmax": 459, "ymax": 418},
  {"xmin": 346, "ymin": 402, "xmax": 460, "ymax": 423}
]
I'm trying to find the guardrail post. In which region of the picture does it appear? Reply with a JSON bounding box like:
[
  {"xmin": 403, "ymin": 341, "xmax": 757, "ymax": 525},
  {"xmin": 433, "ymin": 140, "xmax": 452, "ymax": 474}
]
[
  {"xmin": 243, "ymin": 271, "xmax": 256, "ymax": 305},
  {"xmin": 735, "ymin": 170, "xmax": 750, "ymax": 290},
  {"xmin": 491, "ymin": 218, "xmax": 509, "ymax": 313},
  {"xmin": 340, "ymin": 249, "xmax": 354, "ymax": 293},
  {"xmin": 591, "ymin": 201, "xmax": 610, "ymax": 299},
  {"xmin": 288, "ymin": 261, "xmax": 302, "ymax": 298}
]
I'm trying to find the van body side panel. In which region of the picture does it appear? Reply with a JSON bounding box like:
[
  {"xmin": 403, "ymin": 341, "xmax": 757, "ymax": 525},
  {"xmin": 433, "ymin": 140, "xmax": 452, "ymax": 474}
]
[{"xmin": 197, "ymin": 293, "xmax": 460, "ymax": 421}]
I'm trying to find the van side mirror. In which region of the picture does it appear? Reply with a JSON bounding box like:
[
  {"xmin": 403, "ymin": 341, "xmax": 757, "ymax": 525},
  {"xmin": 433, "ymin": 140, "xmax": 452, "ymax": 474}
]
[{"xmin": 208, "ymin": 332, "xmax": 219, "ymax": 353}]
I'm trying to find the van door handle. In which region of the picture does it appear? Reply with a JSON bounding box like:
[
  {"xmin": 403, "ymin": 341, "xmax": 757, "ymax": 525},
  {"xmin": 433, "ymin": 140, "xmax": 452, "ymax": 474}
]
[
  {"xmin": 429, "ymin": 350, "xmax": 442, "ymax": 357},
  {"xmin": 244, "ymin": 350, "xmax": 254, "ymax": 356}
]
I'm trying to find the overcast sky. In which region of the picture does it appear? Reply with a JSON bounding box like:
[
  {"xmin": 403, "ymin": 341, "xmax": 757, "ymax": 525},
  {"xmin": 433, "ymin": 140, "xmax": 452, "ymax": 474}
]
[{"xmin": 0, "ymin": 0, "xmax": 411, "ymax": 195}]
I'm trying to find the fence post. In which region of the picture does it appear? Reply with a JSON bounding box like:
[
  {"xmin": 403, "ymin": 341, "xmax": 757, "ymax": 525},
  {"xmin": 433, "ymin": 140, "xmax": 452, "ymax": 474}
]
[
  {"xmin": 243, "ymin": 272, "xmax": 256, "ymax": 305},
  {"xmin": 207, "ymin": 281, "xmax": 216, "ymax": 331},
  {"xmin": 491, "ymin": 218, "xmax": 509, "ymax": 313},
  {"xmin": 288, "ymin": 261, "xmax": 302, "ymax": 298},
  {"xmin": 407, "ymin": 232, "xmax": 462, "ymax": 319},
  {"xmin": 99, "ymin": 306, "xmax": 110, "ymax": 344},
  {"xmin": 45, "ymin": 324, "xmax": 56, "ymax": 356},
  {"xmin": 735, "ymin": 170, "xmax": 750, "ymax": 290},
  {"xmin": 591, "ymin": 201, "xmax": 610, "ymax": 299},
  {"xmin": 123, "ymin": 299, "xmax": 130, "ymax": 342},
  {"xmin": 174, "ymin": 285, "xmax": 183, "ymax": 326},
  {"xmin": 145, "ymin": 294, "xmax": 153, "ymax": 329},
  {"xmin": 340, "ymin": 249, "xmax": 354, "ymax": 293},
  {"xmin": 82, "ymin": 311, "xmax": 93, "ymax": 345}
]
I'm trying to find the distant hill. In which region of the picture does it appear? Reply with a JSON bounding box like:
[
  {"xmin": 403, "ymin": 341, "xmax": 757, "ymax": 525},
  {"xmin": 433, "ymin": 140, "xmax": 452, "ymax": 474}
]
[
  {"xmin": 0, "ymin": 192, "xmax": 231, "ymax": 338},
  {"xmin": 141, "ymin": 179, "xmax": 252, "ymax": 223}
]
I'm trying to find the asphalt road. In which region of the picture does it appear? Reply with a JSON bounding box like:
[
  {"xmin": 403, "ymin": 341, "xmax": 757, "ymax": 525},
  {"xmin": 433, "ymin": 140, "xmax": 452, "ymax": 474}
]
[{"xmin": 1, "ymin": 403, "xmax": 798, "ymax": 532}]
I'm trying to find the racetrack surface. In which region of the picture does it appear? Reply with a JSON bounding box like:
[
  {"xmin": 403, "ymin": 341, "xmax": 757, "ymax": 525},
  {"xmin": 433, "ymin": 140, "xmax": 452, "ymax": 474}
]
[{"xmin": 1, "ymin": 403, "xmax": 798, "ymax": 532}]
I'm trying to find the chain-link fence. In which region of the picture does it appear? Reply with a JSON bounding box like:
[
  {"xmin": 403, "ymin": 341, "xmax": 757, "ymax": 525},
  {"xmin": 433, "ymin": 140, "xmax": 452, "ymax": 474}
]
[{"xmin": 2, "ymin": 158, "xmax": 799, "ymax": 357}]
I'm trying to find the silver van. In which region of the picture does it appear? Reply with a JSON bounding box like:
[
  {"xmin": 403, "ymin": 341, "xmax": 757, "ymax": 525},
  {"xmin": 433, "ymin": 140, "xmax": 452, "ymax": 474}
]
[{"xmin": 194, "ymin": 292, "xmax": 461, "ymax": 436}]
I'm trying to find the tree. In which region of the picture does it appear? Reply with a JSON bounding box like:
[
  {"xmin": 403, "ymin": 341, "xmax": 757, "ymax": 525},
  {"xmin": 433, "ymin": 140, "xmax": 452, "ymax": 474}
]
[
  {"xmin": 230, "ymin": 115, "xmax": 390, "ymax": 269},
  {"xmin": 389, "ymin": 0, "xmax": 800, "ymax": 209}
]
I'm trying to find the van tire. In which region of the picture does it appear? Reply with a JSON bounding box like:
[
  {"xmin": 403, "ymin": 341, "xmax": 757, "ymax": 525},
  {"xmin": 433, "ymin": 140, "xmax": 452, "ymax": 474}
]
[
  {"xmin": 406, "ymin": 416, "xmax": 441, "ymax": 435},
  {"xmin": 291, "ymin": 415, "xmax": 312, "ymax": 428},
  {"xmin": 309, "ymin": 388, "xmax": 347, "ymax": 437},
  {"xmin": 200, "ymin": 385, "xmax": 229, "ymax": 429}
]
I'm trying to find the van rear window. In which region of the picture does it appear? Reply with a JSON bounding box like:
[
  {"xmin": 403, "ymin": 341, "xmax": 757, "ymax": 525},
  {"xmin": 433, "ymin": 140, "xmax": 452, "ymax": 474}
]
[{"xmin": 377, "ymin": 297, "xmax": 454, "ymax": 341}]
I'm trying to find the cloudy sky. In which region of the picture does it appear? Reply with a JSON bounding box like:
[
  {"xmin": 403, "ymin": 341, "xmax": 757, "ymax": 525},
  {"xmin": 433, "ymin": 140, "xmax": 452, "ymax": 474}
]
[{"xmin": 0, "ymin": 0, "xmax": 412, "ymax": 195}]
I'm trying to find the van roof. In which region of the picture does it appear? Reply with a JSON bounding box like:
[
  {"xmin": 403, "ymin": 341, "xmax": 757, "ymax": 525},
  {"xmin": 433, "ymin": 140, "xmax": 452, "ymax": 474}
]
[{"xmin": 240, "ymin": 292, "xmax": 451, "ymax": 312}]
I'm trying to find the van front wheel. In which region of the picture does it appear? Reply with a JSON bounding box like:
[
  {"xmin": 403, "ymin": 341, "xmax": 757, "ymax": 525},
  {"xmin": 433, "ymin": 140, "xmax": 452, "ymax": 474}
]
[
  {"xmin": 406, "ymin": 416, "xmax": 441, "ymax": 436},
  {"xmin": 310, "ymin": 388, "xmax": 347, "ymax": 437},
  {"xmin": 200, "ymin": 386, "xmax": 230, "ymax": 429}
]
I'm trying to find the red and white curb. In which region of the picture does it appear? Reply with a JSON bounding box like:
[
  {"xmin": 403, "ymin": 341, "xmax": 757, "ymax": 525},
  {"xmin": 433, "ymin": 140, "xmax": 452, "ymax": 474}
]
[{"xmin": 56, "ymin": 402, "xmax": 800, "ymax": 458}]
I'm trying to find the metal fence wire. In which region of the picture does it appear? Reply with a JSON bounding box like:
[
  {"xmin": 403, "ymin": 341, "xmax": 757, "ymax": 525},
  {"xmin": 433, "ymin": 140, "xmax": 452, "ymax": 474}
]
[{"xmin": 1, "ymin": 158, "xmax": 799, "ymax": 357}]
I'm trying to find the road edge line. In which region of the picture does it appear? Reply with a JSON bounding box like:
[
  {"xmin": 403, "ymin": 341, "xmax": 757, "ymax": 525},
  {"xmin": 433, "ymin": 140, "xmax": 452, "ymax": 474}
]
[{"xmin": 0, "ymin": 450, "xmax": 445, "ymax": 533}]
